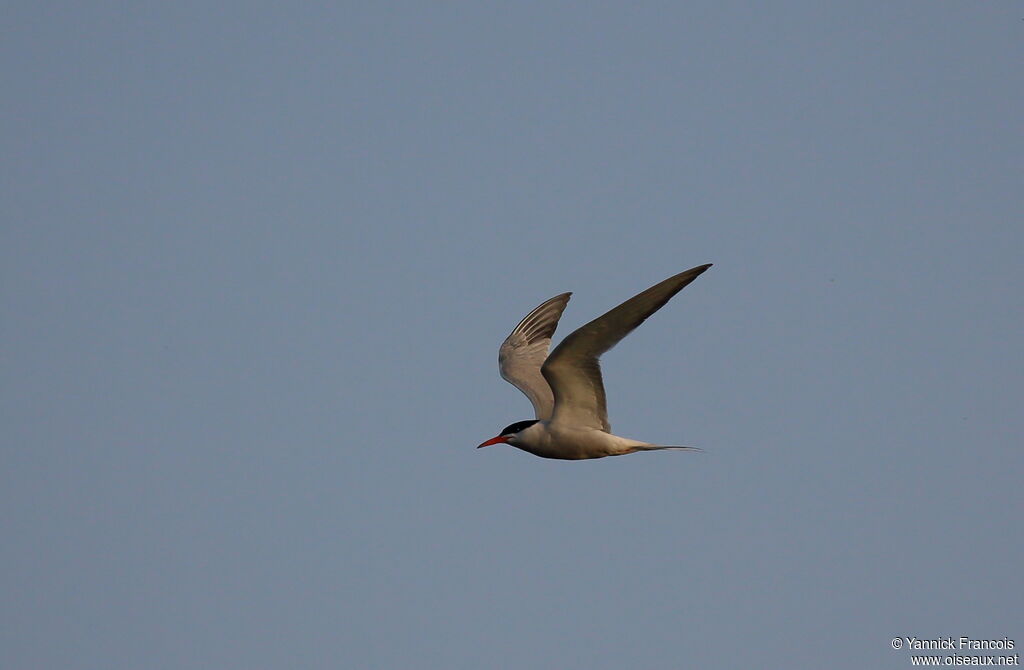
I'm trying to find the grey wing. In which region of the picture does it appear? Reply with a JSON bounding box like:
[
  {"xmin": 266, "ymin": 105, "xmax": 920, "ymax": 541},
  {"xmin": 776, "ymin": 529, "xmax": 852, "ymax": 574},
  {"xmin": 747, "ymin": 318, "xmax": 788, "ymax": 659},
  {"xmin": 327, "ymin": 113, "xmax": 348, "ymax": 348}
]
[
  {"xmin": 541, "ymin": 264, "xmax": 712, "ymax": 431},
  {"xmin": 498, "ymin": 292, "xmax": 572, "ymax": 420}
]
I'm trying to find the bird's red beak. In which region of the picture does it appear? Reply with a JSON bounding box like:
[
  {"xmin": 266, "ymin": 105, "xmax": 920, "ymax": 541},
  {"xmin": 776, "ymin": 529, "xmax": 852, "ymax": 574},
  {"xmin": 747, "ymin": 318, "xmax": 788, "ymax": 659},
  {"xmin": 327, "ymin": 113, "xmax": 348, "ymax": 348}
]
[{"xmin": 477, "ymin": 435, "xmax": 509, "ymax": 448}]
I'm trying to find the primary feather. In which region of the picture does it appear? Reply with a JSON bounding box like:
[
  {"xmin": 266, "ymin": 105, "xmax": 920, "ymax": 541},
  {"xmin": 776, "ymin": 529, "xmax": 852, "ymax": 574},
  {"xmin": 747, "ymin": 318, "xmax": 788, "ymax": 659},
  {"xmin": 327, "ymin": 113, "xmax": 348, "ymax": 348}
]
[{"xmin": 498, "ymin": 292, "xmax": 572, "ymax": 420}]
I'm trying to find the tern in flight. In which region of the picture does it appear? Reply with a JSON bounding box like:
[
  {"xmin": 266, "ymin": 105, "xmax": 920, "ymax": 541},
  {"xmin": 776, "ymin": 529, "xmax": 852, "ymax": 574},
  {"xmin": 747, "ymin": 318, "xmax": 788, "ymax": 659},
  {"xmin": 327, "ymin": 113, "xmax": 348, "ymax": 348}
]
[{"xmin": 477, "ymin": 264, "xmax": 712, "ymax": 460}]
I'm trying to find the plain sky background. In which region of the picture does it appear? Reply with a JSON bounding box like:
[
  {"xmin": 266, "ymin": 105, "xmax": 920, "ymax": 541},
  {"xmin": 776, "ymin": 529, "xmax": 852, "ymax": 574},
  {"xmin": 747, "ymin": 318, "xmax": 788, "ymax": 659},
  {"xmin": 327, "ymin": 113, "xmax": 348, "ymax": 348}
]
[{"xmin": 3, "ymin": 2, "xmax": 1021, "ymax": 669}]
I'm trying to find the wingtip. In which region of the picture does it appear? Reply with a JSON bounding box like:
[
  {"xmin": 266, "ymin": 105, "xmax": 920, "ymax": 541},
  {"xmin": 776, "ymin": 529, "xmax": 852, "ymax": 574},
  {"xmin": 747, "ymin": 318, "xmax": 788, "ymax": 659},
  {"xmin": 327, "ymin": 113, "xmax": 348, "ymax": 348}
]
[
  {"xmin": 673, "ymin": 263, "xmax": 712, "ymax": 281},
  {"xmin": 686, "ymin": 263, "xmax": 713, "ymax": 279}
]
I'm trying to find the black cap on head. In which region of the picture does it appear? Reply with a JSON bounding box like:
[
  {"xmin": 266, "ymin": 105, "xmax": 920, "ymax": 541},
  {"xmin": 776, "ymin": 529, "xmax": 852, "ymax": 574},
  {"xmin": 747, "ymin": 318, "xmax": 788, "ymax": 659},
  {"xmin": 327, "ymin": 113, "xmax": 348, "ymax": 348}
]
[{"xmin": 500, "ymin": 420, "xmax": 539, "ymax": 436}]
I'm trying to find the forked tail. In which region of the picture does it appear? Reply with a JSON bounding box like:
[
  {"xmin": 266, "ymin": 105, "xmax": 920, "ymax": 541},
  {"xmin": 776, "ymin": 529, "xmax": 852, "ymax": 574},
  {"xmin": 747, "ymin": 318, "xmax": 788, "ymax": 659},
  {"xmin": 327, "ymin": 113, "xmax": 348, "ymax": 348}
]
[{"xmin": 632, "ymin": 444, "xmax": 703, "ymax": 453}]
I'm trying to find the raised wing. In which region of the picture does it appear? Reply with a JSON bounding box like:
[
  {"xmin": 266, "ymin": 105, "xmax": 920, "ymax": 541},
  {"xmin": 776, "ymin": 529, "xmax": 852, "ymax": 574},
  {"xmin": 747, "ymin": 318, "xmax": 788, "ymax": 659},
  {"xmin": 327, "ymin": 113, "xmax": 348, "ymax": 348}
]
[
  {"xmin": 541, "ymin": 264, "xmax": 712, "ymax": 431},
  {"xmin": 498, "ymin": 292, "xmax": 572, "ymax": 420}
]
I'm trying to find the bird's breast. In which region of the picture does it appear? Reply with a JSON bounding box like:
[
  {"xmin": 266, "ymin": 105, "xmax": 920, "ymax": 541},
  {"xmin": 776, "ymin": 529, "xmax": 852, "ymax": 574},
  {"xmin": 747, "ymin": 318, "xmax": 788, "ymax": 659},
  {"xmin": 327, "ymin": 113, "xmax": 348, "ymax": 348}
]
[{"xmin": 515, "ymin": 423, "xmax": 623, "ymax": 460}]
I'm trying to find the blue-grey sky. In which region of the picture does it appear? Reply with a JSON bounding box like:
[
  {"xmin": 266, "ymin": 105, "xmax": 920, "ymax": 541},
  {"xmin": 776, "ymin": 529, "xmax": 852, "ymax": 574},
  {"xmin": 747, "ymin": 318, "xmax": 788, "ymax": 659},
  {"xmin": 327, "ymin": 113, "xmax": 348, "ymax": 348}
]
[{"xmin": 3, "ymin": 3, "xmax": 1021, "ymax": 669}]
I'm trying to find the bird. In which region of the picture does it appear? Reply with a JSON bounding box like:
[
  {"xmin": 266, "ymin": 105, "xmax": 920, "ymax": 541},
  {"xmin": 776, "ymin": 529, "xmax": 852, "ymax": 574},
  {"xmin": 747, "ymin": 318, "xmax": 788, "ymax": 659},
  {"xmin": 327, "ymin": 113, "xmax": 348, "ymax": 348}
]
[{"xmin": 477, "ymin": 264, "xmax": 712, "ymax": 460}]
